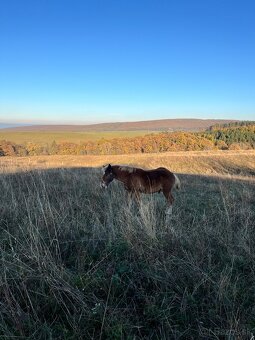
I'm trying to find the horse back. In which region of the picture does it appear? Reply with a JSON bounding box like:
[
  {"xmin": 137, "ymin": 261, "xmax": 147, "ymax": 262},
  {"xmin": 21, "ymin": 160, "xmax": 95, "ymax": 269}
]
[
  {"xmin": 145, "ymin": 167, "xmax": 173, "ymax": 178},
  {"xmin": 128, "ymin": 167, "xmax": 174, "ymax": 193}
]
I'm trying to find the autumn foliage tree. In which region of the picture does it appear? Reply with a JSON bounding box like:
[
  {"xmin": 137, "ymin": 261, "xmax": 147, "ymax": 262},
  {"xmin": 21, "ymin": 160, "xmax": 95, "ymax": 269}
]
[{"xmin": 0, "ymin": 123, "xmax": 254, "ymax": 157}]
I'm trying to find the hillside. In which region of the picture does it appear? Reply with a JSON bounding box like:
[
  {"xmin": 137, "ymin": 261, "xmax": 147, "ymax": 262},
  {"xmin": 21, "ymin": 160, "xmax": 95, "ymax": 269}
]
[
  {"xmin": 0, "ymin": 123, "xmax": 28, "ymax": 129},
  {"xmin": 1, "ymin": 118, "xmax": 238, "ymax": 132},
  {"xmin": 1, "ymin": 122, "xmax": 254, "ymax": 156}
]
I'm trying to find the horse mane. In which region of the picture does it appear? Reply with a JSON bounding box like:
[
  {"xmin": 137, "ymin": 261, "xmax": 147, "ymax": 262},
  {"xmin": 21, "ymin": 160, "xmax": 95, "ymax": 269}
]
[
  {"xmin": 116, "ymin": 165, "xmax": 136, "ymax": 173},
  {"xmin": 101, "ymin": 164, "xmax": 137, "ymax": 174}
]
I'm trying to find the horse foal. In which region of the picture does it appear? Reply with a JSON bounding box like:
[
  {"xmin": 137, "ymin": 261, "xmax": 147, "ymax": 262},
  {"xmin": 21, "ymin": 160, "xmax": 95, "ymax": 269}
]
[{"xmin": 101, "ymin": 164, "xmax": 180, "ymax": 215}]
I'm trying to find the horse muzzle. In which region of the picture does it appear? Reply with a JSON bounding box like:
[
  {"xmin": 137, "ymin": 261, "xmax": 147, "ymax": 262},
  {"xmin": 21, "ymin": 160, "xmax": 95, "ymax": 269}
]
[{"xmin": 100, "ymin": 181, "xmax": 108, "ymax": 189}]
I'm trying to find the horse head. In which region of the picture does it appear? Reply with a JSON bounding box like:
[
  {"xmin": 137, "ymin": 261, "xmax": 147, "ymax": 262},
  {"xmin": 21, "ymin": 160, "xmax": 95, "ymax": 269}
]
[{"xmin": 101, "ymin": 164, "xmax": 115, "ymax": 188}]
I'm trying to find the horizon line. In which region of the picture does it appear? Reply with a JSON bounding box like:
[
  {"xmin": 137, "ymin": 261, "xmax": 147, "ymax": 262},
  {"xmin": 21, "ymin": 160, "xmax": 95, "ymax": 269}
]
[{"xmin": 0, "ymin": 117, "xmax": 242, "ymax": 126}]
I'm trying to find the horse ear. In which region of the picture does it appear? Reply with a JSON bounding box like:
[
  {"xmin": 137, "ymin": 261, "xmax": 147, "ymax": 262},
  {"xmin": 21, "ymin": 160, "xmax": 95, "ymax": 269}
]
[
  {"xmin": 102, "ymin": 164, "xmax": 108, "ymax": 173},
  {"xmin": 108, "ymin": 164, "xmax": 112, "ymax": 170}
]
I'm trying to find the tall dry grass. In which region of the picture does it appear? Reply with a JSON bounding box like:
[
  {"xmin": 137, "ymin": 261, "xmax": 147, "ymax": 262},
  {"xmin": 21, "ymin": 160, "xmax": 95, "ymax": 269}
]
[
  {"xmin": 0, "ymin": 153, "xmax": 255, "ymax": 338},
  {"xmin": 1, "ymin": 150, "xmax": 255, "ymax": 177}
]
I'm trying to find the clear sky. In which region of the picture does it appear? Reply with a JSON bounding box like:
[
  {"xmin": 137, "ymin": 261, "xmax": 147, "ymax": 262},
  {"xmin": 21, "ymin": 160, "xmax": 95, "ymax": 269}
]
[{"xmin": 0, "ymin": 0, "xmax": 255, "ymax": 124}]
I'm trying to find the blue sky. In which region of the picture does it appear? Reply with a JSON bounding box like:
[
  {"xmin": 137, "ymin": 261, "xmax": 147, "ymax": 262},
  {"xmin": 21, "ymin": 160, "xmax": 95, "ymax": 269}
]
[{"xmin": 0, "ymin": 0, "xmax": 255, "ymax": 124}]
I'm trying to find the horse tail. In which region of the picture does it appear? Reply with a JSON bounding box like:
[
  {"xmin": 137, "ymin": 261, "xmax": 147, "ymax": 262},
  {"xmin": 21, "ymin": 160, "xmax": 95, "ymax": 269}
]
[{"xmin": 173, "ymin": 174, "xmax": 181, "ymax": 190}]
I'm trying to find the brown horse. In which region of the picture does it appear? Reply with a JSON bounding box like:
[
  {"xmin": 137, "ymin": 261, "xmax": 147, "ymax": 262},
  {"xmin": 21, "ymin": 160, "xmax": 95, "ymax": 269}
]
[{"xmin": 100, "ymin": 164, "xmax": 180, "ymax": 215}]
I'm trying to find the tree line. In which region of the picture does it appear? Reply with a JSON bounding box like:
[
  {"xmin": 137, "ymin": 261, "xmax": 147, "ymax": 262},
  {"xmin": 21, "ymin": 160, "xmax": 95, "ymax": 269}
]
[{"xmin": 1, "ymin": 123, "xmax": 255, "ymax": 156}]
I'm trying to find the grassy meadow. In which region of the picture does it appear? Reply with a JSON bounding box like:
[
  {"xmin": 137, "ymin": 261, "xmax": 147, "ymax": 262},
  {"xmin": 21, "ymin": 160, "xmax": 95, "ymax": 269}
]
[
  {"xmin": 0, "ymin": 151, "xmax": 255, "ymax": 339},
  {"xmin": 0, "ymin": 130, "xmax": 152, "ymax": 145}
]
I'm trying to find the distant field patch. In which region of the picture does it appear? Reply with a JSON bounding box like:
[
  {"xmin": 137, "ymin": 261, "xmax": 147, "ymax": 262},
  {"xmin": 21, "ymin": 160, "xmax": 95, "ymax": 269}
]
[{"xmin": 0, "ymin": 130, "xmax": 152, "ymax": 144}]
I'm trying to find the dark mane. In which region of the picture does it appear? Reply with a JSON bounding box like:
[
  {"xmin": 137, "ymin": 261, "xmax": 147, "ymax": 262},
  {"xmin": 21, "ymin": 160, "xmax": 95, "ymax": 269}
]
[{"xmin": 116, "ymin": 165, "xmax": 137, "ymax": 173}]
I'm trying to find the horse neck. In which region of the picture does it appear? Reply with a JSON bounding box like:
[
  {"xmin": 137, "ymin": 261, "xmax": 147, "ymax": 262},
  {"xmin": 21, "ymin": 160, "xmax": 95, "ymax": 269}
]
[{"xmin": 112, "ymin": 166, "xmax": 129, "ymax": 184}]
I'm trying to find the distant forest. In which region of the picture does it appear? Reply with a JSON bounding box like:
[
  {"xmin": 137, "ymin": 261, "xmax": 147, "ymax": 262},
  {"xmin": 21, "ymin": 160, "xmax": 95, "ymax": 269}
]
[{"xmin": 1, "ymin": 121, "xmax": 255, "ymax": 156}]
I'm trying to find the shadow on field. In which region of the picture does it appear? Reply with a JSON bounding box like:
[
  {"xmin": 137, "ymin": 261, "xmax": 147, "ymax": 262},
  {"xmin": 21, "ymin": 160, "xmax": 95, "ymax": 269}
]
[
  {"xmin": 1, "ymin": 166, "xmax": 254, "ymax": 221},
  {"xmin": 1, "ymin": 165, "xmax": 254, "ymax": 196},
  {"xmin": 1, "ymin": 166, "xmax": 255, "ymax": 339},
  {"xmin": 0, "ymin": 165, "xmax": 254, "ymax": 201}
]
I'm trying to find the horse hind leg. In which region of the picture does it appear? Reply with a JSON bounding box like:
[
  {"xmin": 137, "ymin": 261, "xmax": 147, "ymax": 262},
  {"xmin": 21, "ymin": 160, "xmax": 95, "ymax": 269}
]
[{"xmin": 133, "ymin": 190, "xmax": 141, "ymax": 206}]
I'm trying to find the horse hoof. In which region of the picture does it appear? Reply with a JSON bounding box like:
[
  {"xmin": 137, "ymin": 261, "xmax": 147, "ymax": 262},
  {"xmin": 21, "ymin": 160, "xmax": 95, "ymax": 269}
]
[{"xmin": 165, "ymin": 207, "xmax": 173, "ymax": 215}]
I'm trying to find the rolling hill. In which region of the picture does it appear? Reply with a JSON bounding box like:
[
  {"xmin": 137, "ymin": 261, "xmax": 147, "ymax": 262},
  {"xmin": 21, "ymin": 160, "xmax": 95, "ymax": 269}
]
[{"xmin": 1, "ymin": 118, "xmax": 238, "ymax": 132}]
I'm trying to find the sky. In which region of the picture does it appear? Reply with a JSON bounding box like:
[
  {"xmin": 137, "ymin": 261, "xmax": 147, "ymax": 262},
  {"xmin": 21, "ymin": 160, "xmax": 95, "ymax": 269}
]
[{"xmin": 0, "ymin": 0, "xmax": 255, "ymax": 124}]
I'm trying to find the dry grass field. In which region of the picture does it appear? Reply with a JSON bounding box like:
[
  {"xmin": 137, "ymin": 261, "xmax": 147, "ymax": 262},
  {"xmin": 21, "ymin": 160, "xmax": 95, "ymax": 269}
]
[
  {"xmin": 1, "ymin": 150, "xmax": 255, "ymax": 178},
  {"xmin": 0, "ymin": 130, "xmax": 151, "ymax": 145},
  {"xmin": 0, "ymin": 150, "xmax": 255, "ymax": 339}
]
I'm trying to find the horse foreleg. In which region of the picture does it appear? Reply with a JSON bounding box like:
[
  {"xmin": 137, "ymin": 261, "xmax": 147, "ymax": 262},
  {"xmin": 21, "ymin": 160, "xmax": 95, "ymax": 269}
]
[
  {"xmin": 127, "ymin": 190, "xmax": 140, "ymax": 209},
  {"xmin": 134, "ymin": 191, "xmax": 141, "ymax": 205},
  {"xmin": 166, "ymin": 205, "xmax": 173, "ymax": 215},
  {"xmin": 163, "ymin": 190, "xmax": 174, "ymax": 215},
  {"xmin": 128, "ymin": 190, "xmax": 141, "ymax": 208},
  {"xmin": 127, "ymin": 191, "xmax": 133, "ymax": 209}
]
